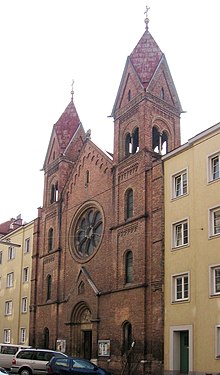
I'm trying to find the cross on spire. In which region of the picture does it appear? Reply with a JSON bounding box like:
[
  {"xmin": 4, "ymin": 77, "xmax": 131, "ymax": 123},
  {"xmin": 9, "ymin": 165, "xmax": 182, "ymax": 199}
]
[
  {"xmin": 71, "ymin": 79, "xmax": 74, "ymax": 101},
  {"xmin": 144, "ymin": 5, "xmax": 150, "ymax": 30}
]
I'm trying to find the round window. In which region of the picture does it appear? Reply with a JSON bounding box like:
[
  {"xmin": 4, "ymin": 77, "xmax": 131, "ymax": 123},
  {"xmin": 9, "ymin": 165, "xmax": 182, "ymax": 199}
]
[{"xmin": 71, "ymin": 205, "xmax": 103, "ymax": 259}]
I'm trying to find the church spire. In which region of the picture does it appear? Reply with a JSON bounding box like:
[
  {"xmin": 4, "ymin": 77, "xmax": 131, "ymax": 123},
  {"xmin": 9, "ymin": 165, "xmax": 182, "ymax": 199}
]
[{"xmin": 144, "ymin": 5, "xmax": 150, "ymax": 31}]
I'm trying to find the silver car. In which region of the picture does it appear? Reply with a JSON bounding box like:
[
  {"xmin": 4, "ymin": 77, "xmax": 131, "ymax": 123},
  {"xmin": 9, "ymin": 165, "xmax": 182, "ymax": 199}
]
[{"xmin": 11, "ymin": 349, "xmax": 67, "ymax": 375}]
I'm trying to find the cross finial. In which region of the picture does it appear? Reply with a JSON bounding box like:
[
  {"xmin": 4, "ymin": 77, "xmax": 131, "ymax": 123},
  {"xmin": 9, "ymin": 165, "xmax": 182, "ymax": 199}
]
[
  {"xmin": 71, "ymin": 79, "xmax": 74, "ymax": 101},
  {"xmin": 144, "ymin": 5, "xmax": 150, "ymax": 30}
]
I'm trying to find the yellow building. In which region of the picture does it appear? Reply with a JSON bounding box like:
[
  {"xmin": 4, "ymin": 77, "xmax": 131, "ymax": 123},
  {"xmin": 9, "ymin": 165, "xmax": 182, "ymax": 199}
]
[
  {"xmin": 163, "ymin": 122, "xmax": 220, "ymax": 375},
  {"xmin": 0, "ymin": 219, "xmax": 34, "ymax": 345}
]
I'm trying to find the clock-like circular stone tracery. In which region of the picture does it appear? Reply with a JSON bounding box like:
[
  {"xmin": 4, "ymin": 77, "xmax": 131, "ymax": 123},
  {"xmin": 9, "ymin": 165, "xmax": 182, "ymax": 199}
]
[{"xmin": 74, "ymin": 207, "xmax": 103, "ymax": 258}]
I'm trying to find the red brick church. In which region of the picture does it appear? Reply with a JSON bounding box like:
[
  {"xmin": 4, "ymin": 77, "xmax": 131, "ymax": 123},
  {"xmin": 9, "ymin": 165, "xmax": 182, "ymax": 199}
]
[{"xmin": 30, "ymin": 9, "xmax": 182, "ymax": 375}]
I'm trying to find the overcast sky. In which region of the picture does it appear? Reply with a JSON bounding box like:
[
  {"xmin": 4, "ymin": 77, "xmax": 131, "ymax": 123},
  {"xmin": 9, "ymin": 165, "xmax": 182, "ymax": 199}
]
[{"xmin": 0, "ymin": 0, "xmax": 220, "ymax": 224}]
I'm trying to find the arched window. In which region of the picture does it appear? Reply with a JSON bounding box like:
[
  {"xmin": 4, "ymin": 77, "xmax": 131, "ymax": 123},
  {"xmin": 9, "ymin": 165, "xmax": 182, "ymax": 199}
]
[
  {"xmin": 132, "ymin": 128, "xmax": 139, "ymax": 153},
  {"xmin": 50, "ymin": 182, "xmax": 58, "ymax": 203},
  {"xmin": 125, "ymin": 189, "xmax": 133, "ymax": 219},
  {"xmin": 125, "ymin": 128, "xmax": 139, "ymax": 158},
  {"xmin": 152, "ymin": 126, "xmax": 168, "ymax": 155},
  {"xmin": 46, "ymin": 274, "xmax": 52, "ymax": 301},
  {"xmin": 161, "ymin": 87, "xmax": 165, "ymax": 99},
  {"xmin": 43, "ymin": 327, "xmax": 49, "ymax": 349},
  {"xmin": 128, "ymin": 89, "xmax": 131, "ymax": 102},
  {"xmin": 125, "ymin": 251, "xmax": 133, "ymax": 283},
  {"xmin": 122, "ymin": 321, "xmax": 133, "ymax": 355},
  {"xmin": 48, "ymin": 228, "xmax": 53, "ymax": 252},
  {"xmin": 125, "ymin": 133, "xmax": 132, "ymax": 157}
]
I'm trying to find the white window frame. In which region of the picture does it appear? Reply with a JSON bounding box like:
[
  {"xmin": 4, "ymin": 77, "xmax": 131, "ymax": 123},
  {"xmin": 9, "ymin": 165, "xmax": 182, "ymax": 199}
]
[
  {"xmin": 209, "ymin": 206, "xmax": 220, "ymax": 238},
  {"xmin": 171, "ymin": 168, "xmax": 188, "ymax": 199},
  {"xmin": 209, "ymin": 265, "xmax": 220, "ymax": 296},
  {"xmin": 20, "ymin": 328, "xmax": 26, "ymax": 344},
  {"xmin": 5, "ymin": 300, "xmax": 12, "ymax": 315},
  {"xmin": 3, "ymin": 329, "xmax": 11, "ymax": 344},
  {"xmin": 24, "ymin": 238, "xmax": 30, "ymax": 254},
  {"xmin": 6, "ymin": 272, "xmax": 14, "ymax": 288},
  {"xmin": 21, "ymin": 297, "xmax": 28, "ymax": 313},
  {"xmin": 172, "ymin": 272, "xmax": 189, "ymax": 302},
  {"xmin": 23, "ymin": 267, "xmax": 29, "ymax": 283},
  {"xmin": 172, "ymin": 219, "xmax": 189, "ymax": 248},
  {"xmin": 208, "ymin": 152, "xmax": 220, "ymax": 182},
  {"xmin": 8, "ymin": 246, "xmax": 15, "ymax": 260}
]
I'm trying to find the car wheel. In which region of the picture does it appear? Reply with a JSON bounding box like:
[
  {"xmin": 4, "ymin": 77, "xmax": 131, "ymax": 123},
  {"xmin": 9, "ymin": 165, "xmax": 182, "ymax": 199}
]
[{"xmin": 19, "ymin": 368, "xmax": 32, "ymax": 375}]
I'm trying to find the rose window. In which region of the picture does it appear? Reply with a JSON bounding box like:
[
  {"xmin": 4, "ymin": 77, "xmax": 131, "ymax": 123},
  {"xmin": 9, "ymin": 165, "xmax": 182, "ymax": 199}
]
[{"xmin": 74, "ymin": 207, "xmax": 103, "ymax": 258}]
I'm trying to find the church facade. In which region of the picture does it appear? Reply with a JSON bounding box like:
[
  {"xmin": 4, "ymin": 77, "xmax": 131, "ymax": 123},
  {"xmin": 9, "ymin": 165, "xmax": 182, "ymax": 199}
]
[{"xmin": 30, "ymin": 13, "xmax": 182, "ymax": 375}]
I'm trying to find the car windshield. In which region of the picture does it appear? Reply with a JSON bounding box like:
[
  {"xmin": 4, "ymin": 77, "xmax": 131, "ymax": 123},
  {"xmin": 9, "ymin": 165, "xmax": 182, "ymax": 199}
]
[{"xmin": 72, "ymin": 359, "xmax": 94, "ymax": 370}]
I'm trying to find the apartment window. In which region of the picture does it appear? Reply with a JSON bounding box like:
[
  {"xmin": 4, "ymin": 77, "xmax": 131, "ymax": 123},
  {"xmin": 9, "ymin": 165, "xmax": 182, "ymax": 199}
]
[
  {"xmin": 23, "ymin": 267, "xmax": 29, "ymax": 283},
  {"xmin": 5, "ymin": 300, "xmax": 12, "ymax": 315},
  {"xmin": 21, "ymin": 297, "xmax": 28, "ymax": 313},
  {"xmin": 173, "ymin": 220, "xmax": 189, "ymax": 248},
  {"xmin": 172, "ymin": 169, "xmax": 188, "ymax": 198},
  {"xmin": 210, "ymin": 207, "xmax": 220, "ymax": 237},
  {"xmin": 172, "ymin": 273, "xmax": 189, "ymax": 302},
  {"xmin": 20, "ymin": 328, "xmax": 26, "ymax": 344},
  {"xmin": 209, "ymin": 153, "xmax": 220, "ymax": 181},
  {"xmin": 6, "ymin": 272, "xmax": 14, "ymax": 288},
  {"xmin": 3, "ymin": 329, "xmax": 11, "ymax": 344},
  {"xmin": 24, "ymin": 238, "xmax": 30, "ymax": 254},
  {"xmin": 0, "ymin": 251, "xmax": 2, "ymax": 264},
  {"xmin": 210, "ymin": 265, "xmax": 220, "ymax": 296},
  {"xmin": 8, "ymin": 246, "xmax": 15, "ymax": 260}
]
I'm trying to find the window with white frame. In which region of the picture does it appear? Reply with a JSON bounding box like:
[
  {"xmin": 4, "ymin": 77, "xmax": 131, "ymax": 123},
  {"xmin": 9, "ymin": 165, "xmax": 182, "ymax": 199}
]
[
  {"xmin": 173, "ymin": 219, "xmax": 189, "ymax": 248},
  {"xmin": 24, "ymin": 238, "xmax": 30, "ymax": 254},
  {"xmin": 23, "ymin": 267, "xmax": 29, "ymax": 283},
  {"xmin": 4, "ymin": 329, "xmax": 11, "ymax": 344},
  {"xmin": 6, "ymin": 272, "xmax": 14, "ymax": 288},
  {"xmin": 21, "ymin": 297, "xmax": 28, "ymax": 313},
  {"xmin": 209, "ymin": 207, "xmax": 220, "ymax": 237},
  {"xmin": 172, "ymin": 169, "xmax": 188, "ymax": 198},
  {"xmin": 8, "ymin": 246, "xmax": 15, "ymax": 260},
  {"xmin": 172, "ymin": 272, "xmax": 189, "ymax": 302},
  {"xmin": 0, "ymin": 251, "xmax": 2, "ymax": 264},
  {"xmin": 209, "ymin": 153, "xmax": 220, "ymax": 182},
  {"xmin": 20, "ymin": 328, "xmax": 26, "ymax": 343},
  {"xmin": 209, "ymin": 265, "xmax": 220, "ymax": 296},
  {"xmin": 5, "ymin": 300, "xmax": 12, "ymax": 315}
]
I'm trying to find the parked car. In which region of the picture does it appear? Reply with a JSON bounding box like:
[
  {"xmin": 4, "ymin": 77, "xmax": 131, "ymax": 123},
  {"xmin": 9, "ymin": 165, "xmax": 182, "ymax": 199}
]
[
  {"xmin": 46, "ymin": 356, "xmax": 111, "ymax": 375},
  {"xmin": 0, "ymin": 344, "xmax": 31, "ymax": 370},
  {"xmin": 0, "ymin": 368, "xmax": 9, "ymax": 375},
  {"xmin": 11, "ymin": 348, "xmax": 67, "ymax": 375}
]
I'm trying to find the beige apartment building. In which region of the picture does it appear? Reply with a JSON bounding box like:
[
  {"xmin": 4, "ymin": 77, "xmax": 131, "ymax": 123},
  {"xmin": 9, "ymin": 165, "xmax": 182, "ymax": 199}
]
[
  {"xmin": 0, "ymin": 219, "xmax": 34, "ymax": 345},
  {"xmin": 163, "ymin": 122, "xmax": 220, "ymax": 375}
]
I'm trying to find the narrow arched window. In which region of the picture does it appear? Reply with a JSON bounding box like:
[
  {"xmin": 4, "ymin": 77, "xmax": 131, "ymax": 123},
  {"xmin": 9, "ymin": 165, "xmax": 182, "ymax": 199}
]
[
  {"xmin": 125, "ymin": 133, "xmax": 132, "ymax": 157},
  {"xmin": 122, "ymin": 321, "xmax": 133, "ymax": 355},
  {"xmin": 132, "ymin": 127, "xmax": 139, "ymax": 154},
  {"xmin": 46, "ymin": 274, "xmax": 52, "ymax": 301},
  {"xmin": 48, "ymin": 228, "xmax": 53, "ymax": 252},
  {"xmin": 125, "ymin": 251, "xmax": 133, "ymax": 283},
  {"xmin": 50, "ymin": 182, "xmax": 58, "ymax": 203},
  {"xmin": 43, "ymin": 327, "xmax": 49, "ymax": 349},
  {"xmin": 128, "ymin": 89, "xmax": 131, "ymax": 102},
  {"xmin": 161, "ymin": 87, "xmax": 165, "ymax": 99},
  {"xmin": 125, "ymin": 189, "xmax": 133, "ymax": 219}
]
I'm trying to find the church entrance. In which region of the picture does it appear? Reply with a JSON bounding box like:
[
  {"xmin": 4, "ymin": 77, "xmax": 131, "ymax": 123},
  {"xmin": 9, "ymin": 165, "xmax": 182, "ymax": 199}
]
[
  {"xmin": 83, "ymin": 330, "xmax": 92, "ymax": 359},
  {"xmin": 70, "ymin": 302, "xmax": 93, "ymax": 359}
]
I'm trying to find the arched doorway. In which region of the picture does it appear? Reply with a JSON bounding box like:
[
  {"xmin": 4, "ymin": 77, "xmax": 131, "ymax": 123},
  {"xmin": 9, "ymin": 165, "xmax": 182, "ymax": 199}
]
[{"xmin": 70, "ymin": 302, "xmax": 93, "ymax": 359}]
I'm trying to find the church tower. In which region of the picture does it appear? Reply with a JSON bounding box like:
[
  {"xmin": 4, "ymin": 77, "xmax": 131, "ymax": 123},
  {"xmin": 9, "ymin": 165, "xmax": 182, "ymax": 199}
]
[{"xmin": 30, "ymin": 8, "xmax": 183, "ymax": 375}]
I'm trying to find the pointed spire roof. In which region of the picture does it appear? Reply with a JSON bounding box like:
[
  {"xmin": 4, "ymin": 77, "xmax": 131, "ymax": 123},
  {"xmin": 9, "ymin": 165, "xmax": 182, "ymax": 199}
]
[
  {"xmin": 129, "ymin": 29, "xmax": 163, "ymax": 89},
  {"xmin": 54, "ymin": 98, "xmax": 81, "ymax": 152}
]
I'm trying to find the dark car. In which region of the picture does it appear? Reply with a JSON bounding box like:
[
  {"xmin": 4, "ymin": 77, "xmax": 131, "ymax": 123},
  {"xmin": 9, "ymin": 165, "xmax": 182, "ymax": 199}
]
[{"xmin": 46, "ymin": 356, "xmax": 111, "ymax": 375}]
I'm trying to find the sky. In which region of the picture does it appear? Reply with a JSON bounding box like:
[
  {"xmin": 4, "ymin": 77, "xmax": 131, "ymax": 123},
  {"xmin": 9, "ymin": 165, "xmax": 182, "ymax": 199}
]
[{"xmin": 0, "ymin": 0, "xmax": 220, "ymax": 224}]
